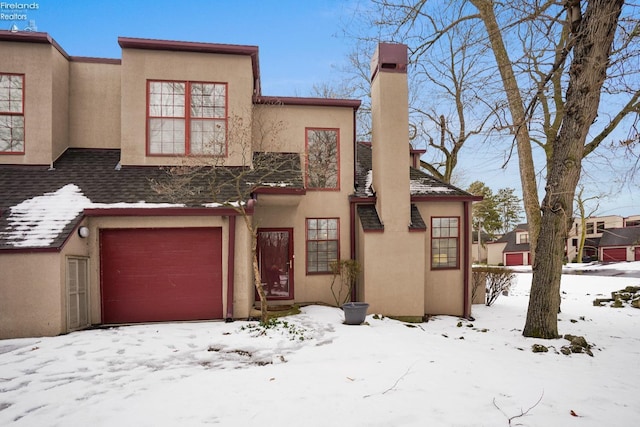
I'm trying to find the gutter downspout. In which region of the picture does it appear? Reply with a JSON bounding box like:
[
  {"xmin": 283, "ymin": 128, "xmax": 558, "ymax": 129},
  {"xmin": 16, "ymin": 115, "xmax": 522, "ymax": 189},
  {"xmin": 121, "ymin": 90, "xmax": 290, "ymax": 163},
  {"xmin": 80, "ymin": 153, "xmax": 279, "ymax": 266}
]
[
  {"xmin": 463, "ymin": 201, "xmax": 471, "ymax": 319},
  {"xmin": 225, "ymin": 214, "xmax": 236, "ymax": 321},
  {"xmin": 349, "ymin": 198, "xmax": 357, "ymax": 302}
]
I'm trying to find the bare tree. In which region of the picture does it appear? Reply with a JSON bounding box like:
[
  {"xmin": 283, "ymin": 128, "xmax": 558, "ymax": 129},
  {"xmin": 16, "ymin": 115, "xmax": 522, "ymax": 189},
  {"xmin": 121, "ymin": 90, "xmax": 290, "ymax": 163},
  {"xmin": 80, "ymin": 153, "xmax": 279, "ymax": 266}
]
[
  {"xmin": 523, "ymin": 0, "xmax": 624, "ymax": 338},
  {"xmin": 152, "ymin": 104, "xmax": 295, "ymax": 323},
  {"xmin": 347, "ymin": 0, "xmax": 636, "ymax": 338}
]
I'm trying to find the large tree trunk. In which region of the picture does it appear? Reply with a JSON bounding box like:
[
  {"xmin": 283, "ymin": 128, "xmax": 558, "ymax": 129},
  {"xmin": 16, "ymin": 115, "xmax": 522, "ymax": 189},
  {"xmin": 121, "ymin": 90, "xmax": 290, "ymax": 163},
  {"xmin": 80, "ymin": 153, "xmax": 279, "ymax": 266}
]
[{"xmin": 523, "ymin": 0, "xmax": 623, "ymax": 338}]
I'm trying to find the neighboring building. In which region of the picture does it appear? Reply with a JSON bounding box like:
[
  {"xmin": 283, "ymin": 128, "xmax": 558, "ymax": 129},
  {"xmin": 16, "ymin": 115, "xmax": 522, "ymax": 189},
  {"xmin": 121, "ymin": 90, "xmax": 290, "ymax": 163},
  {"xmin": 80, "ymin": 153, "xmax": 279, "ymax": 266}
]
[
  {"xmin": 0, "ymin": 33, "xmax": 479, "ymax": 339},
  {"xmin": 487, "ymin": 215, "xmax": 640, "ymax": 266},
  {"xmin": 598, "ymin": 227, "xmax": 640, "ymax": 262},
  {"xmin": 566, "ymin": 214, "xmax": 640, "ymax": 262},
  {"xmin": 486, "ymin": 224, "xmax": 531, "ymax": 266},
  {"xmin": 471, "ymin": 230, "xmax": 491, "ymax": 264}
]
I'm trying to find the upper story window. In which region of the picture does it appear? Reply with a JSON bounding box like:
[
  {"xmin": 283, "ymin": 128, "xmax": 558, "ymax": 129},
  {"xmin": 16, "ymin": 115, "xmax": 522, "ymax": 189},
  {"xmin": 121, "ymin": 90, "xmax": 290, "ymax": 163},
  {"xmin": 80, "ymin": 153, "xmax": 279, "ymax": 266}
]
[
  {"xmin": 431, "ymin": 217, "xmax": 459, "ymax": 269},
  {"xmin": 517, "ymin": 232, "xmax": 529, "ymax": 244},
  {"xmin": 596, "ymin": 221, "xmax": 605, "ymax": 233},
  {"xmin": 306, "ymin": 128, "xmax": 339, "ymax": 190},
  {"xmin": 586, "ymin": 222, "xmax": 594, "ymax": 234},
  {"xmin": 0, "ymin": 74, "xmax": 24, "ymax": 153},
  {"xmin": 147, "ymin": 80, "xmax": 227, "ymax": 156}
]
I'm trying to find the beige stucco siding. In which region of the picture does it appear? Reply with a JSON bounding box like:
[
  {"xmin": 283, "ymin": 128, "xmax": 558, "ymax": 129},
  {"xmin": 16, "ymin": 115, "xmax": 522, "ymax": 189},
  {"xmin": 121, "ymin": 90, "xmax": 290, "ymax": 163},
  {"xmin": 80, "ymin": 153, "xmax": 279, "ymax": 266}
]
[
  {"xmin": 51, "ymin": 47, "xmax": 70, "ymax": 161},
  {"xmin": 486, "ymin": 242, "xmax": 507, "ymax": 265},
  {"xmin": 360, "ymin": 229, "xmax": 425, "ymax": 317},
  {"xmin": 0, "ymin": 42, "xmax": 55, "ymax": 165},
  {"xmin": 120, "ymin": 49, "xmax": 255, "ymax": 166},
  {"xmin": 418, "ymin": 201, "xmax": 469, "ymax": 316},
  {"xmin": 0, "ymin": 252, "xmax": 63, "ymax": 338},
  {"xmin": 69, "ymin": 61, "xmax": 121, "ymax": 149},
  {"xmin": 254, "ymin": 192, "xmax": 352, "ymax": 306},
  {"xmin": 253, "ymin": 104, "xmax": 355, "ymax": 154}
]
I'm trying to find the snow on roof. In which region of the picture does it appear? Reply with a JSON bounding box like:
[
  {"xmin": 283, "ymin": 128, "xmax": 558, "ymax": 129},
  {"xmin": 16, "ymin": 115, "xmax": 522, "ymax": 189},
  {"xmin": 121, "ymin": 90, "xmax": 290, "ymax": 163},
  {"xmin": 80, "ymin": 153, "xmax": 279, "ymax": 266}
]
[
  {"xmin": 1, "ymin": 184, "xmax": 184, "ymax": 249},
  {"xmin": 409, "ymin": 180, "xmax": 457, "ymax": 194},
  {"xmin": 2, "ymin": 184, "xmax": 89, "ymax": 248},
  {"xmin": 365, "ymin": 170, "xmax": 374, "ymax": 196}
]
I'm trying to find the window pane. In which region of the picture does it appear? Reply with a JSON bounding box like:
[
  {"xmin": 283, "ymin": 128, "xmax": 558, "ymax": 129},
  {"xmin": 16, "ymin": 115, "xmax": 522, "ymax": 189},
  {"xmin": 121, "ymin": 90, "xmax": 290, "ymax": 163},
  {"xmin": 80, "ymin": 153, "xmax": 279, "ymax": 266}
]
[
  {"xmin": 149, "ymin": 81, "xmax": 185, "ymax": 117},
  {"xmin": 431, "ymin": 217, "xmax": 459, "ymax": 269},
  {"xmin": 0, "ymin": 75, "xmax": 23, "ymax": 114},
  {"xmin": 190, "ymin": 119, "xmax": 225, "ymax": 155},
  {"xmin": 306, "ymin": 218, "xmax": 339, "ymax": 273},
  {"xmin": 307, "ymin": 129, "xmax": 338, "ymax": 189},
  {"xmin": 149, "ymin": 118, "xmax": 185, "ymax": 154},
  {"xmin": 191, "ymin": 83, "xmax": 226, "ymax": 119},
  {"xmin": 0, "ymin": 115, "xmax": 24, "ymax": 152}
]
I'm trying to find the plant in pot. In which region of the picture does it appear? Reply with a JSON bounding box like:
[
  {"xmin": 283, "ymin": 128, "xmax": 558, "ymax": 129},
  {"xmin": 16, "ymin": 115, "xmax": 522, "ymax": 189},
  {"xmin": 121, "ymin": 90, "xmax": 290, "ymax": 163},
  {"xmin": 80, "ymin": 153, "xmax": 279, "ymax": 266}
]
[{"xmin": 329, "ymin": 259, "xmax": 368, "ymax": 325}]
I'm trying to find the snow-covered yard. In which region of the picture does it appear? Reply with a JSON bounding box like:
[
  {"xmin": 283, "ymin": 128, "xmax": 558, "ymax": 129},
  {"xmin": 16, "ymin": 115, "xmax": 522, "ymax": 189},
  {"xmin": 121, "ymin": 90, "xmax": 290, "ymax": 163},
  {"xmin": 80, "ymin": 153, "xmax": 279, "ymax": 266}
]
[{"xmin": 1, "ymin": 264, "xmax": 639, "ymax": 426}]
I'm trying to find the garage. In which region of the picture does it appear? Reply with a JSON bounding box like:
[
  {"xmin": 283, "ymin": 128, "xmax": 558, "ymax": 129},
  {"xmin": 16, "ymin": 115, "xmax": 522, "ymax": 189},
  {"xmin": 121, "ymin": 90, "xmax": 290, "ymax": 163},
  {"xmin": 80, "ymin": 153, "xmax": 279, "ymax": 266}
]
[
  {"xmin": 505, "ymin": 253, "xmax": 524, "ymax": 266},
  {"xmin": 101, "ymin": 228, "xmax": 223, "ymax": 324},
  {"xmin": 602, "ymin": 247, "xmax": 627, "ymax": 262},
  {"xmin": 635, "ymin": 247, "xmax": 640, "ymax": 261}
]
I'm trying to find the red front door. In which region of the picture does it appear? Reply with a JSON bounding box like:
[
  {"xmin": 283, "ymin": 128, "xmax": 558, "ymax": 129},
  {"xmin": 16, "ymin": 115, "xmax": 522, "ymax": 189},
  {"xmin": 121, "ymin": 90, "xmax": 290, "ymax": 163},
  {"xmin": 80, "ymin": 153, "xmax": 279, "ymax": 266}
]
[{"xmin": 258, "ymin": 229, "xmax": 294, "ymax": 300}]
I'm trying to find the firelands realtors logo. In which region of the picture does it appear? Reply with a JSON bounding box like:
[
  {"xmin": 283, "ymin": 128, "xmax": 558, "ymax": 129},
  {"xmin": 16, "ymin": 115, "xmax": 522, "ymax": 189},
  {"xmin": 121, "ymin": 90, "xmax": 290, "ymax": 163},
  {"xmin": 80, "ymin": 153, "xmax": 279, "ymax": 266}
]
[{"xmin": 1, "ymin": 2, "xmax": 38, "ymax": 21}]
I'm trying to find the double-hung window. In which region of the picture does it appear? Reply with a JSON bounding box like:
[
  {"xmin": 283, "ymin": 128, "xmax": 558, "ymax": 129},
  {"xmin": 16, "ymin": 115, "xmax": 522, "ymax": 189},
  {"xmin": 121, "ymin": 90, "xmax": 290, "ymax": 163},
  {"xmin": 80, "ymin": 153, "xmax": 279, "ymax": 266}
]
[
  {"xmin": 306, "ymin": 218, "xmax": 339, "ymax": 273},
  {"xmin": 306, "ymin": 128, "xmax": 339, "ymax": 189},
  {"xmin": 0, "ymin": 74, "xmax": 24, "ymax": 153},
  {"xmin": 431, "ymin": 217, "xmax": 459, "ymax": 269},
  {"xmin": 148, "ymin": 80, "xmax": 227, "ymax": 156}
]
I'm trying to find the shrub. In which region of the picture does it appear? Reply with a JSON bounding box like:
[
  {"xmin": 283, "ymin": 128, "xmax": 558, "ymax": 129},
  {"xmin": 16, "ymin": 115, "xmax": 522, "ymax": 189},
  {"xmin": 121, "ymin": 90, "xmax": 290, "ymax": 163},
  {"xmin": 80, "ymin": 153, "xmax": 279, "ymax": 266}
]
[
  {"xmin": 473, "ymin": 266, "xmax": 515, "ymax": 306},
  {"xmin": 329, "ymin": 259, "xmax": 361, "ymax": 307}
]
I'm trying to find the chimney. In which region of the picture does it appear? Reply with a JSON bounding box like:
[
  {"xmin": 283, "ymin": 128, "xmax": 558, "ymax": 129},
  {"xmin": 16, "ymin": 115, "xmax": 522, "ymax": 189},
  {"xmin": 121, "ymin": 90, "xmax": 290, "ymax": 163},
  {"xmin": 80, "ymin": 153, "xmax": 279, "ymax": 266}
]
[{"xmin": 370, "ymin": 43, "xmax": 410, "ymax": 231}]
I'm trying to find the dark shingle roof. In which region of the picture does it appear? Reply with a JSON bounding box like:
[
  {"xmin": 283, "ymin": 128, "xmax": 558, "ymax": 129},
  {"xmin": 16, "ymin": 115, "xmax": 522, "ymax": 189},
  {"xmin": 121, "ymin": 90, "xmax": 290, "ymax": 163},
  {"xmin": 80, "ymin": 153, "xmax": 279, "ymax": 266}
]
[
  {"xmin": 354, "ymin": 141, "xmax": 471, "ymax": 198},
  {"xmin": 409, "ymin": 205, "xmax": 426, "ymax": 230},
  {"xmin": 600, "ymin": 227, "xmax": 640, "ymax": 247},
  {"xmin": 493, "ymin": 224, "xmax": 530, "ymax": 252},
  {"xmin": 357, "ymin": 205, "xmax": 383, "ymax": 231},
  {"xmin": 0, "ymin": 148, "xmax": 303, "ymax": 249}
]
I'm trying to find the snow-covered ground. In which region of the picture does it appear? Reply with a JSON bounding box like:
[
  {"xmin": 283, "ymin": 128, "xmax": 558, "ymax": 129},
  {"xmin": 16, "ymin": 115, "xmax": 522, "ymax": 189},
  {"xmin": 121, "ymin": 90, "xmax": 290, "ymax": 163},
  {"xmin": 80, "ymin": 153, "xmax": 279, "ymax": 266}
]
[{"xmin": 1, "ymin": 263, "xmax": 639, "ymax": 426}]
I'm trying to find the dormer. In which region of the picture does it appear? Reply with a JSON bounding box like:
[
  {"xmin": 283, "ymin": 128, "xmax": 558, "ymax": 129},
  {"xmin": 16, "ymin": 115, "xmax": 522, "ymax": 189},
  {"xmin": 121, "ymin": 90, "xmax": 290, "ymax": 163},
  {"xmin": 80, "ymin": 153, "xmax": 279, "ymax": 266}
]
[{"xmin": 118, "ymin": 37, "xmax": 260, "ymax": 166}]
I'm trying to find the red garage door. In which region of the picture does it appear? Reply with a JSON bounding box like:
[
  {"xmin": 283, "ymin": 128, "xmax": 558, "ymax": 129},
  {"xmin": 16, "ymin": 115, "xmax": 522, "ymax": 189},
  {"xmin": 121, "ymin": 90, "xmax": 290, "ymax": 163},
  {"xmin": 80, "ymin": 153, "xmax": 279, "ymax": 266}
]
[
  {"xmin": 101, "ymin": 228, "xmax": 223, "ymax": 324},
  {"xmin": 602, "ymin": 248, "xmax": 627, "ymax": 262},
  {"xmin": 635, "ymin": 247, "xmax": 640, "ymax": 261},
  {"xmin": 505, "ymin": 253, "xmax": 524, "ymax": 266}
]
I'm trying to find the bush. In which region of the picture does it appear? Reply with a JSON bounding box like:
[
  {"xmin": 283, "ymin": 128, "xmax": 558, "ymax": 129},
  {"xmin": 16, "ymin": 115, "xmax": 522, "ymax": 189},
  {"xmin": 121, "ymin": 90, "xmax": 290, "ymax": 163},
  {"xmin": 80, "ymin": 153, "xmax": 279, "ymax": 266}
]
[{"xmin": 472, "ymin": 266, "xmax": 515, "ymax": 306}]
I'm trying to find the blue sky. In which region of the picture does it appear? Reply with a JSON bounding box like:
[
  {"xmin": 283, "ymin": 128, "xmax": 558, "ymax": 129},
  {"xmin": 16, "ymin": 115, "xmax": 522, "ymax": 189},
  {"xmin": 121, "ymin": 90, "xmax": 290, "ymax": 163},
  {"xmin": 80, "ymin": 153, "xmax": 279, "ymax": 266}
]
[
  {"xmin": 2, "ymin": 0, "xmax": 637, "ymax": 216},
  {"xmin": 2, "ymin": 0, "xmax": 355, "ymax": 96}
]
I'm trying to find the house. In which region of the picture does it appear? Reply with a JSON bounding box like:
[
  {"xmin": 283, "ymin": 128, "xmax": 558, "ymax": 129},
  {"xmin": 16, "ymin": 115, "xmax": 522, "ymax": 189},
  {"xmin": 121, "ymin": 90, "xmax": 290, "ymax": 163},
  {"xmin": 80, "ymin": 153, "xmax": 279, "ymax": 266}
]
[
  {"xmin": 486, "ymin": 214, "xmax": 640, "ymax": 266},
  {"xmin": 598, "ymin": 227, "xmax": 640, "ymax": 262},
  {"xmin": 0, "ymin": 32, "xmax": 479, "ymax": 339},
  {"xmin": 471, "ymin": 230, "xmax": 492, "ymax": 264},
  {"xmin": 486, "ymin": 224, "xmax": 531, "ymax": 266},
  {"xmin": 565, "ymin": 214, "xmax": 640, "ymax": 262}
]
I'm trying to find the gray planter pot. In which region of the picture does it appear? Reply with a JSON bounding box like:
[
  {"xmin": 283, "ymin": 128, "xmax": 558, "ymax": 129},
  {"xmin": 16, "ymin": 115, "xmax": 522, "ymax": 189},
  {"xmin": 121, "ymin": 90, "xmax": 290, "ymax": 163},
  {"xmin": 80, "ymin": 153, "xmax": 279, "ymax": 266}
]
[{"xmin": 342, "ymin": 302, "xmax": 369, "ymax": 325}]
